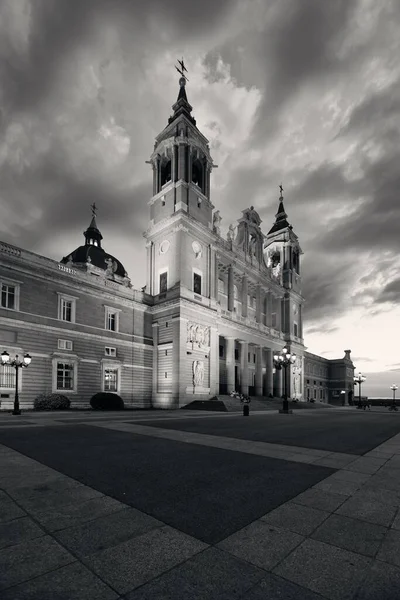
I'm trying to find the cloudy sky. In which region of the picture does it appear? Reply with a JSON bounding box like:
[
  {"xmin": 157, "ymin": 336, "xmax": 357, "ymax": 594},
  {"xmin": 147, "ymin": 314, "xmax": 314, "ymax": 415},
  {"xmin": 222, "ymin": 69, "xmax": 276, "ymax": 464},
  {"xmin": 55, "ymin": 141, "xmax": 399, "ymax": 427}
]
[{"xmin": 0, "ymin": 0, "xmax": 399, "ymax": 396}]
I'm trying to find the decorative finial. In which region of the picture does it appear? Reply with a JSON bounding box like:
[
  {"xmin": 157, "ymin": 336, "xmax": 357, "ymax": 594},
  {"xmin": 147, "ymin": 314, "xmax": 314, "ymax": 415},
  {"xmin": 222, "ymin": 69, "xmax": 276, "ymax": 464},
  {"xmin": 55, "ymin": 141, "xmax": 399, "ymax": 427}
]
[
  {"xmin": 175, "ymin": 58, "xmax": 189, "ymax": 83},
  {"xmin": 90, "ymin": 202, "xmax": 97, "ymax": 218},
  {"xmin": 279, "ymin": 184, "xmax": 283, "ymax": 198}
]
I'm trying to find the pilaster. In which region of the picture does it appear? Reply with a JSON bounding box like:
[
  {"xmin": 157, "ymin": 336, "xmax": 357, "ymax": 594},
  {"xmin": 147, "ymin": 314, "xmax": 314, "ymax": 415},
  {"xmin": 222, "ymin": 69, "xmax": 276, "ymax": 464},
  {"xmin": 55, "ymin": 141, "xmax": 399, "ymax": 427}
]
[
  {"xmin": 228, "ymin": 265, "xmax": 234, "ymax": 312},
  {"xmin": 255, "ymin": 345, "xmax": 263, "ymax": 396},
  {"xmin": 225, "ymin": 336, "xmax": 235, "ymax": 394},
  {"xmin": 210, "ymin": 326, "xmax": 219, "ymax": 395},
  {"xmin": 264, "ymin": 348, "xmax": 273, "ymax": 396},
  {"xmin": 241, "ymin": 274, "xmax": 248, "ymax": 317}
]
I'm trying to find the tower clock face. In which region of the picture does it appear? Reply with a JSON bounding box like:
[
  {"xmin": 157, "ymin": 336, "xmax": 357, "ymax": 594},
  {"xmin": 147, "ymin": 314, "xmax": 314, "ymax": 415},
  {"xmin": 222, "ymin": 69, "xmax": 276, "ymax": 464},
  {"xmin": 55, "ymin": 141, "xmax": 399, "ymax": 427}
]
[
  {"xmin": 159, "ymin": 240, "xmax": 170, "ymax": 254},
  {"xmin": 192, "ymin": 241, "xmax": 202, "ymax": 258}
]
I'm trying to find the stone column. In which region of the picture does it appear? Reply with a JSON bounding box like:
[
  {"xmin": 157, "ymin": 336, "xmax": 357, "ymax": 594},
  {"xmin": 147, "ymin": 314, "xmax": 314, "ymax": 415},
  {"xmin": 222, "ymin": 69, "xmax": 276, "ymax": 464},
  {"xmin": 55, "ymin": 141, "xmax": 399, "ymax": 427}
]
[
  {"xmin": 215, "ymin": 255, "xmax": 220, "ymax": 301},
  {"xmin": 228, "ymin": 265, "xmax": 234, "ymax": 312},
  {"xmin": 225, "ymin": 337, "xmax": 235, "ymax": 394},
  {"xmin": 173, "ymin": 145, "xmax": 178, "ymax": 182},
  {"xmin": 241, "ymin": 275, "xmax": 248, "ymax": 317},
  {"xmin": 152, "ymin": 163, "xmax": 157, "ymax": 196},
  {"xmin": 178, "ymin": 144, "xmax": 185, "ymax": 180},
  {"xmin": 240, "ymin": 341, "xmax": 249, "ymax": 395},
  {"xmin": 255, "ymin": 345, "xmax": 263, "ymax": 396},
  {"xmin": 264, "ymin": 348, "xmax": 273, "ymax": 396},
  {"xmin": 145, "ymin": 241, "xmax": 152, "ymax": 295},
  {"xmin": 209, "ymin": 246, "xmax": 216, "ymax": 299},
  {"xmin": 266, "ymin": 292, "xmax": 272, "ymax": 327},
  {"xmin": 275, "ymin": 297, "xmax": 282, "ymax": 331},
  {"xmin": 256, "ymin": 284, "xmax": 262, "ymax": 323}
]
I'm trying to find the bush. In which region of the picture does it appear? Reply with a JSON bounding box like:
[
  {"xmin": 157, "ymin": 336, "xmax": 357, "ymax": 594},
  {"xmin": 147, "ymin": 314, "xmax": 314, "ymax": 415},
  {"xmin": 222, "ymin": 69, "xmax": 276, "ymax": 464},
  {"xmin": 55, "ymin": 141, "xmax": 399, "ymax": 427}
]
[
  {"xmin": 90, "ymin": 392, "xmax": 124, "ymax": 410},
  {"xmin": 34, "ymin": 393, "xmax": 71, "ymax": 411}
]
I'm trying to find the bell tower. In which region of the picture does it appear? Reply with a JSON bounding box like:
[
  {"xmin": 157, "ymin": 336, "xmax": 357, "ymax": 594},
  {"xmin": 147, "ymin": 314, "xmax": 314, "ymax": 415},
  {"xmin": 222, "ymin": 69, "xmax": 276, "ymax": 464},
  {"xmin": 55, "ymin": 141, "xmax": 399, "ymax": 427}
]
[{"xmin": 144, "ymin": 60, "xmax": 216, "ymax": 296}]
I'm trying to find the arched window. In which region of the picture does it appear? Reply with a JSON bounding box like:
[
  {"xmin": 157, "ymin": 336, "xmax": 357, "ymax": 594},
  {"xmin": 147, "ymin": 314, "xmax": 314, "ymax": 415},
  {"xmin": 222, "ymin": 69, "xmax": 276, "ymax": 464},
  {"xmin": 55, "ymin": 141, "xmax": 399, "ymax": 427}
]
[
  {"xmin": 192, "ymin": 158, "xmax": 203, "ymax": 191},
  {"xmin": 160, "ymin": 159, "xmax": 171, "ymax": 187}
]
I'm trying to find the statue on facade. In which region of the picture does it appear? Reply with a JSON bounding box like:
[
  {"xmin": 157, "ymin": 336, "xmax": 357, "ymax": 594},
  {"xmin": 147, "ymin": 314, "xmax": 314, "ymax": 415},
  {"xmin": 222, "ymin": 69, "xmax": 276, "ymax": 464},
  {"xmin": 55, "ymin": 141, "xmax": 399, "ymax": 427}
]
[
  {"xmin": 193, "ymin": 360, "xmax": 205, "ymax": 387},
  {"xmin": 213, "ymin": 210, "xmax": 222, "ymax": 235},
  {"xmin": 227, "ymin": 223, "xmax": 236, "ymax": 242},
  {"xmin": 105, "ymin": 258, "xmax": 118, "ymax": 279}
]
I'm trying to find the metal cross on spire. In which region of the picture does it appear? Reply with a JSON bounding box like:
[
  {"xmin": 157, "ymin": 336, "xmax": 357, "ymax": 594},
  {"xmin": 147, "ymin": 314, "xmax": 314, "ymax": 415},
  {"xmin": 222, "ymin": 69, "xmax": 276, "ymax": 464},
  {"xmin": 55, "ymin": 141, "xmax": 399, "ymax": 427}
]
[
  {"xmin": 90, "ymin": 202, "xmax": 97, "ymax": 218},
  {"xmin": 279, "ymin": 183, "xmax": 284, "ymax": 197},
  {"xmin": 175, "ymin": 58, "xmax": 189, "ymax": 81}
]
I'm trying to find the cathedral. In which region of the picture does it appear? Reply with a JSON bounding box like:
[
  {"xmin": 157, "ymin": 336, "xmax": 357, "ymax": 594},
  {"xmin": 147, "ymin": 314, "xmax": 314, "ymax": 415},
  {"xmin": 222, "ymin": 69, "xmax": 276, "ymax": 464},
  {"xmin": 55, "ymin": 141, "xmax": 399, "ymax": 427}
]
[{"xmin": 0, "ymin": 69, "xmax": 355, "ymax": 410}]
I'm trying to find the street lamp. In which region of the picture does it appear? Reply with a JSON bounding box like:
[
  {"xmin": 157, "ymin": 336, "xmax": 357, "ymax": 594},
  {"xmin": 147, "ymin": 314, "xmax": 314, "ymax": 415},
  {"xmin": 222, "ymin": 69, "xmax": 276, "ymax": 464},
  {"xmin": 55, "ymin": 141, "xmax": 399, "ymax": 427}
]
[
  {"xmin": 389, "ymin": 384, "xmax": 398, "ymax": 412},
  {"xmin": 354, "ymin": 372, "xmax": 366, "ymax": 409},
  {"xmin": 273, "ymin": 346, "xmax": 296, "ymax": 414},
  {"xmin": 1, "ymin": 351, "xmax": 32, "ymax": 415}
]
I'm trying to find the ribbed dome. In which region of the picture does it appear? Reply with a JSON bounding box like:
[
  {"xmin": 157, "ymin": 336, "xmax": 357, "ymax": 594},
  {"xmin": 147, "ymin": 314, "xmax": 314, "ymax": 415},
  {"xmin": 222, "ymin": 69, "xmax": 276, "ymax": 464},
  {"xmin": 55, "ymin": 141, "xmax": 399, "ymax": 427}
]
[
  {"xmin": 61, "ymin": 245, "xmax": 127, "ymax": 278},
  {"xmin": 61, "ymin": 208, "xmax": 128, "ymax": 280}
]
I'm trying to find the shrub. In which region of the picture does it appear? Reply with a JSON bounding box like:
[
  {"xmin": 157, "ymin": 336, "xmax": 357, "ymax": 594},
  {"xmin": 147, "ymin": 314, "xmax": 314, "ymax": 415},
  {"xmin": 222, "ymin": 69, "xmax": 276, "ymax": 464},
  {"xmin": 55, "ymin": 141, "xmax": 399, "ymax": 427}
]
[
  {"xmin": 90, "ymin": 392, "xmax": 124, "ymax": 410},
  {"xmin": 34, "ymin": 393, "xmax": 71, "ymax": 411}
]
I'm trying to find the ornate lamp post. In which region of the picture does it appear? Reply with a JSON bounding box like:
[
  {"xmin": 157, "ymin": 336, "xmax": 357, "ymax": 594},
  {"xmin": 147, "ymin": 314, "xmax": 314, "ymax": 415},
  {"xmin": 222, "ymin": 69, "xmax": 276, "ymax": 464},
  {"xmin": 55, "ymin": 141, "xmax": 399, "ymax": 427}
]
[
  {"xmin": 389, "ymin": 384, "xmax": 398, "ymax": 412},
  {"xmin": 273, "ymin": 346, "xmax": 296, "ymax": 414},
  {"xmin": 1, "ymin": 351, "xmax": 32, "ymax": 415},
  {"xmin": 354, "ymin": 372, "xmax": 366, "ymax": 409}
]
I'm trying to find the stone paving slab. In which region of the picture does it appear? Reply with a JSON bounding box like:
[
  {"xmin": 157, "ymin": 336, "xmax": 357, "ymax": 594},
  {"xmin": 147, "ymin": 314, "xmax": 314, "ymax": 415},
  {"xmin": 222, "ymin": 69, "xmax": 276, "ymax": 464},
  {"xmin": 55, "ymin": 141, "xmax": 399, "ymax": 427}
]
[
  {"xmin": 290, "ymin": 488, "xmax": 349, "ymax": 512},
  {"xmin": 376, "ymin": 528, "xmax": 400, "ymax": 567},
  {"xmin": 0, "ymin": 535, "xmax": 75, "ymax": 591},
  {"xmin": 354, "ymin": 560, "xmax": 400, "ymax": 600},
  {"xmin": 335, "ymin": 495, "xmax": 398, "ymax": 527},
  {"xmin": 32, "ymin": 495, "xmax": 129, "ymax": 532},
  {"xmin": 217, "ymin": 520, "xmax": 304, "ymax": 571},
  {"xmin": 53, "ymin": 506, "xmax": 164, "ymax": 558},
  {"xmin": 273, "ymin": 538, "xmax": 372, "ymax": 600},
  {"xmin": 0, "ymin": 561, "xmax": 120, "ymax": 600},
  {"xmin": 124, "ymin": 547, "xmax": 266, "ymax": 600},
  {"xmin": 310, "ymin": 513, "xmax": 388, "ymax": 557},
  {"xmin": 260, "ymin": 502, "xmax": 330, "ymax": 536},
  {"xmin": 0, "ymin": 490, "xmax": 27, "ymax": 523},
  {"xmin": 81, "ymin": 526, "xmax": 208, "ymax": 595},
  {"xmin": 0, "ymin": 516, "xmax": 45, "ymax": 550}
]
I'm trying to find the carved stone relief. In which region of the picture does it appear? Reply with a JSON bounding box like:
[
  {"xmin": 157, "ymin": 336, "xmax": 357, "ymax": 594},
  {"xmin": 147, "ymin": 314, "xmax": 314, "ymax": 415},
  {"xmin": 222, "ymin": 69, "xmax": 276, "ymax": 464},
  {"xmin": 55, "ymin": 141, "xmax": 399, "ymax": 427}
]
[
  {"xmin": 187, "ymin": 322, "xmax": 210, "ymax": 348},
  {"xmin": 193, "ymin": 360, "xmax": 205, "ymax": 387}
]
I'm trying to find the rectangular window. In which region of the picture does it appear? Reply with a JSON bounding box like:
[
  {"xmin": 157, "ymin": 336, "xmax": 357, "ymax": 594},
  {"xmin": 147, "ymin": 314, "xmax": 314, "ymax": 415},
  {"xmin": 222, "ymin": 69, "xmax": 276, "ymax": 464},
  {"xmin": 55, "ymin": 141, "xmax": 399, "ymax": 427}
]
[
  {"xmin": 293, "ymin": 323, "xmax": 298, "ymax": 337},
  {"xmin": 58, "ymin": 339, "xmax": 73, "ymax": 351},
  {"xmin": 0, "ymin": 365, "xmax": 15, "ymax": 388},
  {"xmin": 314, "ymin": 389, "xmax": 317, "ymax": 399},
  {"xmin": 1, "ymin": 284, "xmax": 15, "ymax": 310},
  {"xmin": 105, "ymin": 347, "xmax": 116, "ymax": 357},
  {"xmin": 107, "ymin": 312, "xmax": 116, "ymax": 331},
  {"xmin": 271, "ymin": 313, "xmax": 277, "ymax": 328},
  {"xmin": 104, "ymin": 368, "xmax": 118, "ymax": 392},
  {"xmin": 253, "ymin": 354, "xmax": 256, "ymax": 364},
  {"xmin": 219, "ymin": 345, "xmax": 224, "ymax": 358},
  {"xmin": 159, "ymin": 271, "xmax": 168, "ymax": 293},
  {"xmin": 56, "ymin": 362, "xmax": 74, "ymax": 390},
  {"xmin": 105, "ymin": 307, "xmax": 120, "ymax": 332},
  {"xmin": 193, "ymin": 272, "xmax": 202, "ymax": 295},
  {"xmin": 234, "ymin": 349, "xmax": 239, "ymax": 361},
  {"xmin": 62, "ymin": 299, "xmax": 72, "ymax": 321}
]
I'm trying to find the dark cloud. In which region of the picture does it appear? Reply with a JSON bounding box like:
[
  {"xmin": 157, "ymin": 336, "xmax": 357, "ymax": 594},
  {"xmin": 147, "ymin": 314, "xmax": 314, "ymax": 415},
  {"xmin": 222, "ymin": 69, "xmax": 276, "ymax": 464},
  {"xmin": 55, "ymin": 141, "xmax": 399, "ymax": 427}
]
[
  {"xmin": 249, "ymin": 0, "xmax": 359, "ymax": 144},
  {"xmin": 0, "ymin": 0, "xmax": 237, "ymax": 115},
  {"xmin": 376, "ymin": 278, "xmax": 400, "ymax": 304}
]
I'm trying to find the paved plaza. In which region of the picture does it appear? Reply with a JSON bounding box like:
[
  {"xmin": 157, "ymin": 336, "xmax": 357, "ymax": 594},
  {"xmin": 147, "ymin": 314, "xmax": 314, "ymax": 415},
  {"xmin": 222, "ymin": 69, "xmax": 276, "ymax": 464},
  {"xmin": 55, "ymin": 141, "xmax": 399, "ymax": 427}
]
[{"xmin": 0, "ymin": 407, "xmax": 400, "ymax": 599}]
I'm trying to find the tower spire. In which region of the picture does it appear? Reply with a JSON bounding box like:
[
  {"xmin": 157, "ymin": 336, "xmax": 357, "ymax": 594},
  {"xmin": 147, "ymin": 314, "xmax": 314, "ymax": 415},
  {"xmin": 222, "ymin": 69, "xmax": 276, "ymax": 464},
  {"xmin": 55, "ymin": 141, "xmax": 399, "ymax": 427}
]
[
  {"xmin": 168, "ymin": 58, "xmax": 196, "ymax": 126},
  {"xmin": 267, "ymin": 184, "xmax": 291, "ymax": 234}
]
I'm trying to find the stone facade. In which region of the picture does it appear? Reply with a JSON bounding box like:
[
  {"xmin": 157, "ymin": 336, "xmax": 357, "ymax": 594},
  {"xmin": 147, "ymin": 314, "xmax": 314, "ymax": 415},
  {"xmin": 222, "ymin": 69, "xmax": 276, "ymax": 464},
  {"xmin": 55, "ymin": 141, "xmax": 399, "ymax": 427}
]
[{"xmin": 0, "ymin": 76, "xmax": 355, "ymax": 410}]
